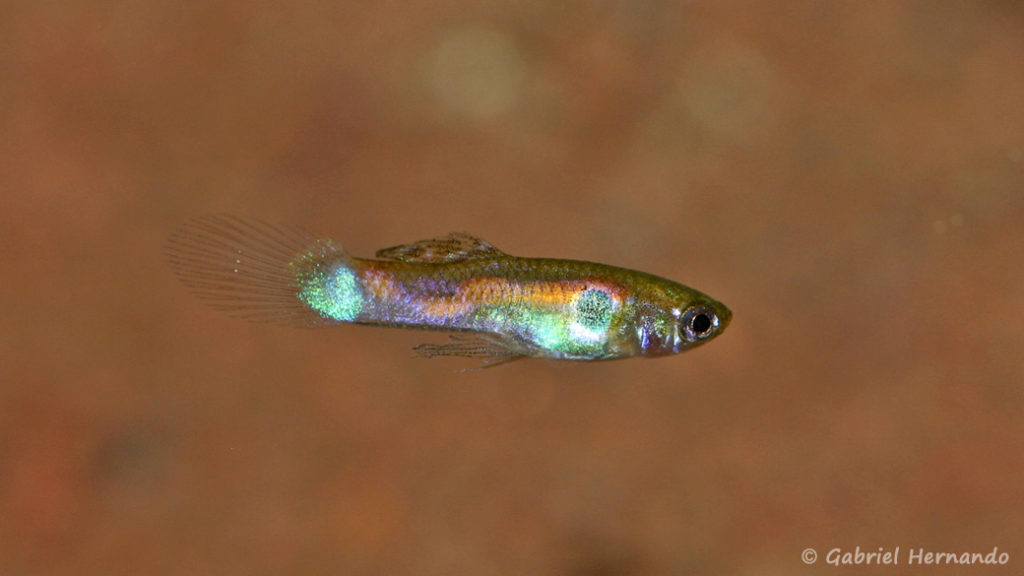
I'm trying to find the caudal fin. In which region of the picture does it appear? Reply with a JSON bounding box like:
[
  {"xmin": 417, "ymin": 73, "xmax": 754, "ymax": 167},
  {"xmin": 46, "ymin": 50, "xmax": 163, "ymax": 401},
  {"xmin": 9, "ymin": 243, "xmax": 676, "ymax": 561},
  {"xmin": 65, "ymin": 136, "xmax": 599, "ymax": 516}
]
[{"xmin": 165, "ymin": 214, "xmax": 346, "ymax": 326}]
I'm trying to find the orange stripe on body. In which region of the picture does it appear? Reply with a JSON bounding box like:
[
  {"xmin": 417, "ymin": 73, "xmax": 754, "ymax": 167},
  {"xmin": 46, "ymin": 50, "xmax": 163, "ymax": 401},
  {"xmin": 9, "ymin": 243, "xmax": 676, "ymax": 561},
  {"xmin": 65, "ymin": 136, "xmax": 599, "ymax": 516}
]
[
  {"xmin": 457, "ymin": 278, "xmax": 625, "ymax": 310},
  {"xmin": 361, "ymin": 269, "xmax": 624, "ymax": 319}
]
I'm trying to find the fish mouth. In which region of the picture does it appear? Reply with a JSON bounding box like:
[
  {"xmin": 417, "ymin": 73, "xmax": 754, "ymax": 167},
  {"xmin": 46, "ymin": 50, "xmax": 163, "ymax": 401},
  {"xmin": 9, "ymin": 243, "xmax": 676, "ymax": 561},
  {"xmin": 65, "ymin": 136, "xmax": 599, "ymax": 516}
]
[{"xmin": 715, "ymin": 302, "xmax": 732, "ymax": 331}]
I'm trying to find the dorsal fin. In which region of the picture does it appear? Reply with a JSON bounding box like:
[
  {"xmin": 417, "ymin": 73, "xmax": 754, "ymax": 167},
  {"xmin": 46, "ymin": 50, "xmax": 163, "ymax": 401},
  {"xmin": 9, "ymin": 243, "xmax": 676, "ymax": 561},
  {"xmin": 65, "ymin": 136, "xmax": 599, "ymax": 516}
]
[{"xmin": 375, "ymin": 233, "xmax": 505, "ymax": 264}]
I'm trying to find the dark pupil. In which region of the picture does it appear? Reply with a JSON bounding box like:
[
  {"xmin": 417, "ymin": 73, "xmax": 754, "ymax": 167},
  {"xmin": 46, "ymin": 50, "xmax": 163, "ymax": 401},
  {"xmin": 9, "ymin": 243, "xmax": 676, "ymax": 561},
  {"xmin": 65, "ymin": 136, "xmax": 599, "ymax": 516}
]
[{"xmin": 690, "ymin": 313, "xmax": 712, "ymax": 335}]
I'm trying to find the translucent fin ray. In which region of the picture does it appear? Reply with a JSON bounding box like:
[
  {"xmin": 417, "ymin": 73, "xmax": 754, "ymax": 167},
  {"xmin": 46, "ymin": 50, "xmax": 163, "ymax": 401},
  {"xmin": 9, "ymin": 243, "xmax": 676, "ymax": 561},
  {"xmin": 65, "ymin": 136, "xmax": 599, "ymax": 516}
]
[
  {"xmin": 412, "ymin": 332, "xmax": 530, "ymax": 368},
  {"xmin": 164, "ymin": 214, "xmax": 340, "ymax": 326},
  {"xmin": 375, "ymin": 233, "xmax": 505, "ymax": 264}
]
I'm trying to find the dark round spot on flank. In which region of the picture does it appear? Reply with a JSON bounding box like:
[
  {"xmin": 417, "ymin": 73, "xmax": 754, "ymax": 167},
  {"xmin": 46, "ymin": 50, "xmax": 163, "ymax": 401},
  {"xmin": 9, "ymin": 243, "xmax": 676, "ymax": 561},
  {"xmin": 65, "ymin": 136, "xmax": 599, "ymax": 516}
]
[{"xmin": 576, "ymin": 288, "xmax": 613, "ymax": 329}]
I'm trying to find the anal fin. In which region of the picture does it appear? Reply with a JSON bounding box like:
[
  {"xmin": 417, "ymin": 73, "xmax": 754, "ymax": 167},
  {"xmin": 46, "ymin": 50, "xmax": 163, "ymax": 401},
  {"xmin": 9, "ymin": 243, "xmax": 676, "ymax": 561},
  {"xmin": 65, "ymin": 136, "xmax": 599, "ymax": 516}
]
[{"xmin": 412, "ymin": 332, "xmax": 528, "ymax": 369}]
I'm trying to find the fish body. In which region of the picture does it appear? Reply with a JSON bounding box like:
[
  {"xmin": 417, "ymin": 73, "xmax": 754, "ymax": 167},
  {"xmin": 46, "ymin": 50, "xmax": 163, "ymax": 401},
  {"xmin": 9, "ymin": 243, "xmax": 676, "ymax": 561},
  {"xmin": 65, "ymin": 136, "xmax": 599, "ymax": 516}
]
[{"xmin": 167, "ymin": 215, "xmax": 730, "ymax": 365}]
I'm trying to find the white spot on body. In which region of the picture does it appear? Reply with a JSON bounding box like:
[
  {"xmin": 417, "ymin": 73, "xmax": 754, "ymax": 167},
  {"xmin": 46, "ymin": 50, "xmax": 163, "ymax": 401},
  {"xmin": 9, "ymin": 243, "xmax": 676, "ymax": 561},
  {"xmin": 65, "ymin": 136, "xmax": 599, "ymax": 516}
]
[{"xmin": 569, "ymin": 322, "xmax": 603, "ymax": 344}]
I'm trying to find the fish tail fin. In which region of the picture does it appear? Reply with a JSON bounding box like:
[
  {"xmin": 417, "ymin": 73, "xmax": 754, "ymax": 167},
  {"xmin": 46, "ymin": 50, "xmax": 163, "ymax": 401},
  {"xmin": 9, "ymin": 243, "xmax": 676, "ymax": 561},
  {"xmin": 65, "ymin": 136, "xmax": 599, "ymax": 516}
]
[{"xmin": 165, "ymin": 214, "xmax": 356, "ymax": 326}]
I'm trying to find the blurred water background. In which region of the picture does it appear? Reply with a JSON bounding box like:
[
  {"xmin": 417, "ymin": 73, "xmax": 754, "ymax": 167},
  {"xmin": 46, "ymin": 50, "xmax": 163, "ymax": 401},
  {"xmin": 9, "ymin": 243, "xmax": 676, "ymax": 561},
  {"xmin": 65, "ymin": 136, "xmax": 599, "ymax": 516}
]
[{"xmin": 1, "ymin": 2, "xmax": 1023, "ymax": 574}]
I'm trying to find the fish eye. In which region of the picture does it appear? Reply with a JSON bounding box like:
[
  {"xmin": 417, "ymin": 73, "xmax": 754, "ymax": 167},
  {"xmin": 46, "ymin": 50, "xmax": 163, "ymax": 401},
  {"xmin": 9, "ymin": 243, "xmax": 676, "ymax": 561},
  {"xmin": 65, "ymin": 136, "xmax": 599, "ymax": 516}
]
[
  {"xmin": 681, "ymin": 305, "xmax": 718, "ymax": 341},
  {"xmin": 691, "ymin": 312, "xmax": 712, "ymax": 334}
]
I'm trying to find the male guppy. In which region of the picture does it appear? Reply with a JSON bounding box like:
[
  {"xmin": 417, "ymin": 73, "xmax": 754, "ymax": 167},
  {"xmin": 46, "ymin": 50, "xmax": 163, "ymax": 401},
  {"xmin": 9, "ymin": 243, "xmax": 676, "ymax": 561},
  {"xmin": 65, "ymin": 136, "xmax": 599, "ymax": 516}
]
[{"xmin": 166, "ymin": 215, "xmax": 731, "ymax": 365}]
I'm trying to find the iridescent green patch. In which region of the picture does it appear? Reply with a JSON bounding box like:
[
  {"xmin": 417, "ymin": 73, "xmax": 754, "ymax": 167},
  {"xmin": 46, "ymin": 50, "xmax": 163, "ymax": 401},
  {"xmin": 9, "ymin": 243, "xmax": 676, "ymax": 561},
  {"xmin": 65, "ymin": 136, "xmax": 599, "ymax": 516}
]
[
  {"xmin": 297, "ymin": 260, "xmax": 364, "ymax": 322},
  {"xmin": 475, "ymin": 303, "xmax": 604, "ymax": 358},
  {"xmin": 575, "ymin": 288, "xmax": 612, "ymax": 330}
]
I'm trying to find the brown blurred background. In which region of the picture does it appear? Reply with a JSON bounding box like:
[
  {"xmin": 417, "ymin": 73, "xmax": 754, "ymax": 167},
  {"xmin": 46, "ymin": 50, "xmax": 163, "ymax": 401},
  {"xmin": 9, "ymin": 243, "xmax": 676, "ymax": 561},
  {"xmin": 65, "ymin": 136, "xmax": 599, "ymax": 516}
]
[{"xmin": 2, "ymin": 2, "xmax": 1023, "ymax": 575}]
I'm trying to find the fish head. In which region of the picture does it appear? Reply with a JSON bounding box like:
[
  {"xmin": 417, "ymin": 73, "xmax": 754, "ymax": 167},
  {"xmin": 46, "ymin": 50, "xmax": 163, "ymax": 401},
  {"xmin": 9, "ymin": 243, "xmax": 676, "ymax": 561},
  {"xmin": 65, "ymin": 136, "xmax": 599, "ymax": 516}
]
[{"xmin": 636, "ymin": 298, "xmax": 731, "ymax": 357}]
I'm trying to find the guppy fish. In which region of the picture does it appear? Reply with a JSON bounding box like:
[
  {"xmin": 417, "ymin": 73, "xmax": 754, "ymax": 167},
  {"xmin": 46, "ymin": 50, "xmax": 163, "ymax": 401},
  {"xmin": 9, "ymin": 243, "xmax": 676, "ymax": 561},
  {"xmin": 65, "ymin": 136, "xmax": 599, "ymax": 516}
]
[{"xmin": 166, "ymin": 215, "xmax": 730, "ymax": 366}]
